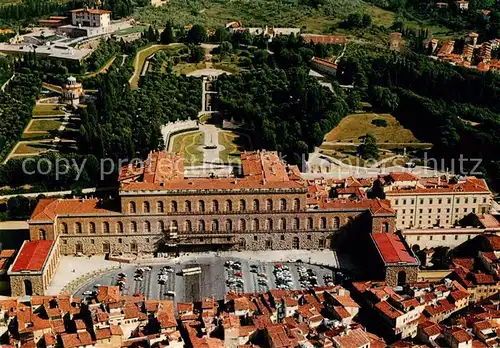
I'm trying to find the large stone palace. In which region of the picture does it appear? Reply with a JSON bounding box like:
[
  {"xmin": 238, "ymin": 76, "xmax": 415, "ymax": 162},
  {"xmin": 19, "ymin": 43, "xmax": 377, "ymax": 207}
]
[
  {"xmin": 10, "ymin": 149, "xmax": 494, "ymax": 295},
  {"xmin": 27, "ymin": 150, "xmax": 397, "ymax": 256}
]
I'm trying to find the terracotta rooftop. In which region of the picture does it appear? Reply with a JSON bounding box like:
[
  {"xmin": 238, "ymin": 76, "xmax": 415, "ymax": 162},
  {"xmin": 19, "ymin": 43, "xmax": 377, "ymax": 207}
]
[
  {"xmin": 477, "ymin": 214, "xmax": 500, "ymax": 229},
  {"xmin": 30, "ymin": 198, "xmax": 114, "ymax": 221},
  {"xmin": 120, "ymin": 150, "xmax": 305, "ymax": 192},
  {"xmin": 387, "ymin": 172, "xmax": 420, "ymax": 182},
  {"xmin": 386, "ymin": 176, "xmax": 489, "ymax": 194},
  {"xmin": 375, "ymin": 301, "xmax": 403, "ymax": 319},
  {"xmin": 311, "ymin": 57, "xmax": 338, "ymax": 69},
  {"xmin": 450, "ymin": 327, "xmax": 472, "ymax": 343},
  {"xmin": 10, "ymin": 240, "xmax": 53, "ymax": 272},
  {"xmin": 332, "ymin": 328, "xmax": 370, "ymax": 347},
  {"xmin": 372, "ymin": 233, "xmax": 417, "ymax": 264}
]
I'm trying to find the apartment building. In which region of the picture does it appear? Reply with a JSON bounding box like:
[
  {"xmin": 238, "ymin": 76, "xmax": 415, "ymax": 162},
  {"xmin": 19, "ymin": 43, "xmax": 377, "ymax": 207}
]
[{"xmin": 381, "ymin": 172, "xmax": 491, "ymax": 230}]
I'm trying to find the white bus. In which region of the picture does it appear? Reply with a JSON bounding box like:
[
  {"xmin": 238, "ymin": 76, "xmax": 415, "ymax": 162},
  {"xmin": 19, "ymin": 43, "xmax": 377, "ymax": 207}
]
[{"xmin": 182, "ymin": 267, "xmax": 202, "ymax": 275}]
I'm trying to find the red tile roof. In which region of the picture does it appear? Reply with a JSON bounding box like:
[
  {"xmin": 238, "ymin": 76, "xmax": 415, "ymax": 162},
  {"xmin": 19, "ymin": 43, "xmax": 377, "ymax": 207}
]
[
  {"xmin": 375, "ymin": 301, "xmax": 403, "ymax": 319},
  {"xmin": 372, "ymin": 233, "xmax": 417, "ymax": 264},
  {"xmin": 450, "ymin": 327, "xmax": 472, "ymax": 343},
  {"xmin": 30, "ymin": 198, "xmax": 114, "ymax": 221},
  {"xmin": 388, "ymin": 172, "xmax": 420, "ymax": 182},
  {"xmin": 332, "ymin": 328, "xmax": 370, "ymax": 347},
  {"xmin": 11, "ymin": 240, "xmax": 53, "ymax": 272}
]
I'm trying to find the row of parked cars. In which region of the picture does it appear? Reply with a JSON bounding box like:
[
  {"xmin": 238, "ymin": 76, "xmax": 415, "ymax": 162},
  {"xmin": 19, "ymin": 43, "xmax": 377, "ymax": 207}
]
[
  {"xmin": 274, "ymin": 264, "xmax": 294, "ymax": 290},
  {"xmin": 225, "ymin": 260, "xmax": 244, "ymax": 291}
]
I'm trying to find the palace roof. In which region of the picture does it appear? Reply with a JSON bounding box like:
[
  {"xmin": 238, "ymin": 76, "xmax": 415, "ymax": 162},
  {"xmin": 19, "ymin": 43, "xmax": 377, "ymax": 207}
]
[
  {"xmin": 10, "ymin": 240, "xmax": 54, "ymax": 272},
  {"xmin": 30, "ymin": 198, "xmax": 115, "ymax": 221},
  {"xmin": 372, "ymin": 233, "xmax": 417, "ymax": 264},
  {"xmin": 119, "ymin": 151, "xmax": 306, "ymax": 192}
]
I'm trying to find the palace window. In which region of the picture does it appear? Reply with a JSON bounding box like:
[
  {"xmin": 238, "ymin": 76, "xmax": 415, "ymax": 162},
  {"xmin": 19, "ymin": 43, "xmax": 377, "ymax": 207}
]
[
  {"xmin": 239, "ymin": 199, "xmax": 246, "ymax": 211},
  {"xmin": 157, "ymin": 201, "xmax": 164, "ymax": 213},
  {"xmin": 170, "ymin": 201, "xmax": 177, "ymax": 213},
  {"xmin": 212, "ymin": 200, "xmax": 219, "ymax": 213},
  {"xmin": 225, "ymin": 200, "xmax": 232, "ymax": 212},
  {"xmin": 103, "ymin": 222, "xmax": 110, "ymax": 234},
  {"xmin": 307, "ymin": 218, "xmax": 313, "ymax": 229},
  {"xmin": 129, "ymin": 202, "xmax": 136, "ymax": 213},
  {"xmin": 253, "ymin": 219, "xmax": 259, "ymax": 231},
  {"xmin": 253, "ymin": 199, "xmax": 259, "ymax": 211},
  {"xmin": 279, "ymin": 218, "xmax": 286, "ymax": 230},
  {"xmin": 293, "ymin": 198, "xmax": 300, "ymax": 210},
  {"xmin": 280, "ymin": 199, "xmax": 287, "ymax": 210},
  {"xmin": 333, "ymin": 217, "xmax": 340, "ymax": 229},
  {"xmin": 143, "ymin": 202, "xmax": 150, "ymax": 213},
  {"xmin": 294, "ymin": 218, "xmax": 300, "ymax": 230},
  {"xmin": 89, "ymin": 222, "xmax": 96, "ymax": 234},
  {"xmin": 266, "ymin": 218, "xmax": 273, "ymax": 231},
  {"xmin": 75, "ymin": 222, "xmax": 82, "ymax": 234},
  {"xmin": 266, "ymin": 199, "xmax": 273, "ymax": 211}
]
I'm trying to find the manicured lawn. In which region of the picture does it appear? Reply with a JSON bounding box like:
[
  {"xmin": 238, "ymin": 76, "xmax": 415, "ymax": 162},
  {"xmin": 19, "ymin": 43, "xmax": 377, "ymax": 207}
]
[
  {"xmin": 21, "ymin": 133, "xmax": 52, "ymax": 141},
  {"xmin": 173, "ymin": 62, "xmax": 207, "ymax": 75},
  {"xmin": 114, "ymin": 26, "xmax": 147, "ymax": 36},
  {"xmin": 324, "ymin": 113, "xmax": 420, "ymax": 144},
  {"xmin": 218, "ymin": 131, "xmax": 252, "ymax": 164},
  {"xmin": 32, "ymin": 104, "xmax": 65, "ymax": 117},
  {"xmin": 13, "ymin": 142, "xmax": 54, "ymax": 155},
  {"xmin": 170, "ymin": 131, "xmax": 205, "ymax": 166},
  {"xmin": 27, "ymin": 120, "xmax": 63, "ymax": 132}
]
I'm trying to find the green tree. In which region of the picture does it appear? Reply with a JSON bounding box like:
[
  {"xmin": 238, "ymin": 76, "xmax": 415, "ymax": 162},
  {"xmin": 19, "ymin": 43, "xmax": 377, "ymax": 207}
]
[
  {"xmin": 160, "ymin": 22, "xmax": 175, "ymax": 44},
  {"xmin": 219, "ymin": 41, "xmax": 233, "ymax": 58},
  {"xmin": 358, "ymin": 133, "xmax": 379, "ymax": 160},
  {"xmin": 189, "ymin": 45, "xmax": 205, "ymax": 62},
  {"xmin": 369, "ymin": 86, "xmax": 399, "ymax": 112},
  {"xmin": 252, "ymin": 50, "xmax": 269, "ymax": 66},
  {"xmin": 345, "ymin": 91, "xmax": 362, "ymax": 111},
  {"xmin": 362, "ymin": 14, "xmax": 372, "ymax": 27},
  {"xmin": 187, "ymin": 24, "xmax": 207, "ymax": 44},
  {"xmin": 346, "ymin": 13, "xmax": 362, "ymax": 28},
  {"xmin": 213, "ymin": 27, "xmax": 229, "ymax": 43}
]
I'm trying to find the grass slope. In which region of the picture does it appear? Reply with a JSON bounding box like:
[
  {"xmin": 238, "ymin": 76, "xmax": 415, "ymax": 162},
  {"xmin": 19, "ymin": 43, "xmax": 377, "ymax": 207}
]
[{"xmin": 324, "ymin": 113, "xmax": 420, "ymax": 143}]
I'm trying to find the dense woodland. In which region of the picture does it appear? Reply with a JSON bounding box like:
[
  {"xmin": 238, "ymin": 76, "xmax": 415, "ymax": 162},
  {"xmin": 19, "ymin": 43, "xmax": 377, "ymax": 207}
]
[
  {"xmin": 215, "ymin": 67, "xmax": 348, "ymax": 165},
  {"xmin": 0, "ymin": 73, "xmax": 41, "ymax": 161},
  {"xmin": 213, "ymin": 34, "xmax": 348, "ymax": 165},
  {"xmin": 79, "ymin": 70, "xmax": 201, "ymax": 159}
]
